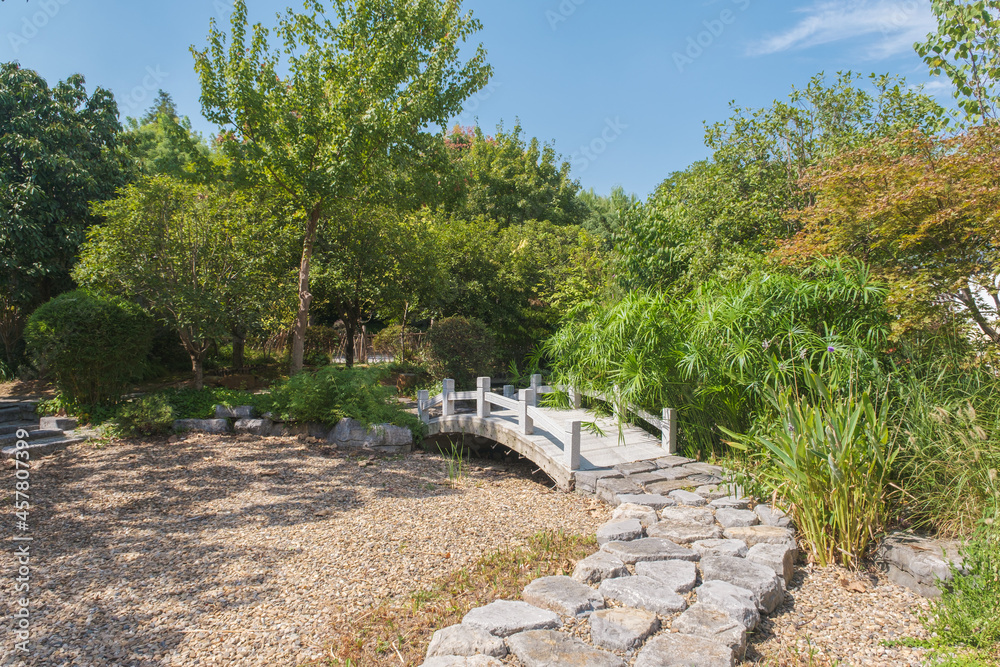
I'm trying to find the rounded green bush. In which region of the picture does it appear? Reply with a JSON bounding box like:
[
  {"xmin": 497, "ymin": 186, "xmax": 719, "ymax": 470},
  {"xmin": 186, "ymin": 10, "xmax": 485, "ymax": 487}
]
[
  {"xmin": 25, "ymin": 290, "xmax": 153, "ymax": 405},
  {"xmin": 424, "ymin": 317, "xmax": 495, "ymax": 389}
]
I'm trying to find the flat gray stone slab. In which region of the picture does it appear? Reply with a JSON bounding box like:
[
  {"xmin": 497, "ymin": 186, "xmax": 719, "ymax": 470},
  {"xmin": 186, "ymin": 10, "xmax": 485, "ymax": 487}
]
[
  {"xmin": 40, "ymin": 416, "xmax": 77, "ymax": 430},
  {"xmin": 710, "ymin": 496, "xmax": 750, "ymax": 510},
  {"xmin": 700, "ymin": 556, "xmax": 784, "ymax": 613},
  {"xmin": 597, "ymin": 518, "xmax": 644, "ymax": 545},
  {"xmin": 723, "ymin": 526, "xmax": 796, "ymax": 548},
  {"xmin": 672, "ymin": 602, "xmax": 748, "ymax": 656},
  {"xmin": 601, "ymin": 538, "xmax": 699, "ymax": 564},
  {"xmin": 754, "ymin": 504, "xmax": 792, "ymax": 528},
  {"xmin": 694, "ymin": 581, "xmax": 760, "ymax": 631},
  {"xmin": 462, "ymin": 600, "xmax": 561, "ymax": 637},
  {"xmin": 646, "ymin": 479, "xmax": 698, "ymax": 495},
  {"xmin": 635, "ymin": 559, "xmax": 698, "ymax": 594},
  {"xmin": 597, "ymin": 477, "xmax": 642, "ymax": 505},
  {"xmin": 714, "ymin": 508, "xmax": 759, "ymax": 528},
  {"xmin": 634, "ymin": 633, "xmax": 735, "ymax": 667},
  {"xmin": 655, "ymin": 455, "xmax": 695, "ymax": 468},
  {"xmin": 652, "ymin": 466, "xmax": 698, "ymax": 481},
  {"xmin": 173, "ymin": 418, "xmax": 231, "ymax": 434},
  {"xmin": 575, "ymin": 469, "xmax": 620, "ymax": 494},
  {"xmin": 626, "ymin": 471, "xmax": 674, "ymax": 487},
  {"xmin": 507, "ymin": 630, "xmax": 626, "ymax": 667},
  {"xmin": 234, "ymin": 418, "xmax": 273, "ymax": 435},
  {"xmin": 573, "ymin": 551, "xmax": 629, "ymax": 585},
  {"xmin": 660, "ymin": 507, "xmax": 716, "ymax": 525},
  {"xmin": 612, "ymin": 503, "xmax": 659, "ymax": 528},
  {"xmin": 691, "ymin": 539, "xmax": 749, "ymax": 559},
  {"xmin": 589, "ymin": 607, "xmax": 660, "ymax": 652},
  {"xmin": 695, "ymin": 484, "xmax": 727, "ymax": 500},
  {"xmin": 669, "ymin": 489, "xmax": 707, "ymax": 506},
  {"xmin": 616, "ymin": 460, "xmax": 658, "ymax": 476},
  {"xmin": 421, "ymin": 657, "xmax": 503, "ymax": 667},
  {"xmin": 426, "ymin": 624, "xmax": 507, "ymax": 658},
  {"xmin": 747, "ymin": 543, "xmax": 796, "ymax": 584},
  {"xmin": 522, "ymin": 576, "xmax": 605, "ymax": 617},
  {"xmin": 685, "ymin": 473, "xmax": 724, "ymax": 485},
  {"xmin": 598, "ymin": 575, "xmax": 687, "ymax": 615},
  {"xmin": 615, "ymin": 493, "xmax": 675, "ymax": 510},
  {"xmin": 876, "ymin": 531, "xmax": 964, "ymax": 596},
  {"xmin": 681, "ymin": 462, "xmax": 725, "ymax": 476},
  {"xmin": 648, "ymin": 522, "xmax": 724, "ymax": 544}
]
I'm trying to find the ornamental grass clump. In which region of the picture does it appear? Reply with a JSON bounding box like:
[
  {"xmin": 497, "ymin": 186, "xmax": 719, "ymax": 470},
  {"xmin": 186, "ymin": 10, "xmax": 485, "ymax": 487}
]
[{"xmin": 725, "ymin": 371, "xmax": 897, "ymax": 568}]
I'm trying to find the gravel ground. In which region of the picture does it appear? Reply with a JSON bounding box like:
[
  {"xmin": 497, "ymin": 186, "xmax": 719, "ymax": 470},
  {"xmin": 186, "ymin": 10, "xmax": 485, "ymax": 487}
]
[
  {"xmin": 2, "ymin": 433, "xmax": 938, "ymax": 667},
  {"xmin": 1, "ymin": 434, "xmax": 606, "ymax": 667}
]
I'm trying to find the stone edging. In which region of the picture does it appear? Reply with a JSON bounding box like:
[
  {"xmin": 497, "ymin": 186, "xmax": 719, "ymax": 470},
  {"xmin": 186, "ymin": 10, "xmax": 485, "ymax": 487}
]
[
  {"xmin": 420, "ymin": 456, "xmax": 797, "ymax": 666},
  {"xmin": 875, "ymin": 531, "xmax": 964, "ymax": 598}
]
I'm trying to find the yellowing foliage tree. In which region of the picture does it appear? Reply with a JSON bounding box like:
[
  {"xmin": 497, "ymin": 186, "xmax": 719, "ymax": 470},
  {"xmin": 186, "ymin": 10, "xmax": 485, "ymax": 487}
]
[{"xmin": 779, "ymin": 128, "xmax": 1000, "ymax": 342}]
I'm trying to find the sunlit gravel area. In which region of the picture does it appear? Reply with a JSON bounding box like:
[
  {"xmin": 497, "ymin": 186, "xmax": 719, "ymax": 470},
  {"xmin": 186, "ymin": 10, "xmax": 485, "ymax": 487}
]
[{"xmin": 0, "ymin": 434, "xmax": 606, "ymax": 667}]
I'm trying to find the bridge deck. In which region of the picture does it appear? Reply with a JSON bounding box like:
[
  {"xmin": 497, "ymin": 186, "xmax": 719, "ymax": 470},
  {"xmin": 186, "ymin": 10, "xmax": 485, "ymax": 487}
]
[{"xmin": 426, "ymin": 405, "xmax": 669, "ymax": 490}]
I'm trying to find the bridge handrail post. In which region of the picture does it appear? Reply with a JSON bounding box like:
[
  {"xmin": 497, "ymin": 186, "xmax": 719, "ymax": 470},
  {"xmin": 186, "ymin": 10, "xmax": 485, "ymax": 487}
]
[
  {"xmin": 662, "ymin": 407, "xmax": 677, "ymax": 454},
  {"xmin": 569, "ymin": 387, "xmax": 582, "ymax": 409},
  {"xmin": 417, "ymin": 390, "xmax": 430, "ymax": 424},
  {"xmin": 566, "ymin": 420, "xmax": 581, "ymax": 471},
  {"xmin": 503, "ymin": 385, "xmax": 516, "ymax": 399},
  {"xmin": 442, "ymin": 379, "xmax": 455, "ymax": 417},
  {"xmin": 518, "ymin": 389, "xmax": 534, "ymax": 435},
  {"xmin": 476, "ymin": 377, "xmax": 491, "ymax": 418},
  {"xmin": 529, "ymin": 374, "xmax": 542, "ymax": 403}
]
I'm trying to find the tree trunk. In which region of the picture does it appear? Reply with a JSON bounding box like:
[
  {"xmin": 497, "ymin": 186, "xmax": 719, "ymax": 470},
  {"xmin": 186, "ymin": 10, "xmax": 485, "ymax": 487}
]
[
  {"xmin": 291, "ymin": 206, "xmax": 322, "ymax": 375},
  {"xmin": 344, "ymin": 311, "xmax": 356, "ymax": 369},
  {"xmin": 956, "ymin": 287, "xmax": 1000, "ymax": 344},
  {"xmin": 191, "ymin": 353, "xmax": 205, "ymax": 391},
  {"xmin": 231, "ymin": 325, "xmax": 246, "ymax": 370}
]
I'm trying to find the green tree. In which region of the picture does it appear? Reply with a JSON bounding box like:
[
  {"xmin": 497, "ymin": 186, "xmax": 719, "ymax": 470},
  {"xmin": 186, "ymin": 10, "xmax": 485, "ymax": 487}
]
[
  {"xmin": 191, "ymin": 0, "xmax": 491, "ymax": 374},
  {"xmin": 917, "ymin": 0, "xmax": 1000, "ymax": 124},
  {"xmin": 0, "ymin": 63, "xmax": 132, "ymax": 374},
  {"xmin": 578, "ymin": 186, "xmax": 638, "ymax": 247},
  {"xmin": 75, "ymin": 176, "xmax": 288, "ymax": 389},
  {"xmin": 125, "ymin": 91, "xmax": 221, "ymax": 183}
]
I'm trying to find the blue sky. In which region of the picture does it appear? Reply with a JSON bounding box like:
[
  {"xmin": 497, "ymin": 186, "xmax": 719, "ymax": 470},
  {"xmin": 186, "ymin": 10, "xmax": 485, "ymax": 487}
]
[{"xmin": 2, "ymin": 0, "xmax": 949, "ymax": 199}]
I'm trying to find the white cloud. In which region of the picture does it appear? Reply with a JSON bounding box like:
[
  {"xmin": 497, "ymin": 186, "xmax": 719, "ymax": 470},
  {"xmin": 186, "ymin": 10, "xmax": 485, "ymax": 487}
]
[{"xmin": 748, "ymin": 0, "xmax": 937, "ymax": 60}]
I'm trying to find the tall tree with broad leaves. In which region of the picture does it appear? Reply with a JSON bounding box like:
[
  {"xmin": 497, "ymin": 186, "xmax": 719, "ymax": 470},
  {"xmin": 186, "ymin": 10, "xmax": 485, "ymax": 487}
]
[
  {"xmin": 191, "ymin": 0, "xmax": 492, "ymax": 374},
  {"xmin": 0, "ymin": 63, "xmax": 132, "ymax": 374},
  {"xmin": 916, "ymin": 0, "xmax": 1000, "ymax": 125}
]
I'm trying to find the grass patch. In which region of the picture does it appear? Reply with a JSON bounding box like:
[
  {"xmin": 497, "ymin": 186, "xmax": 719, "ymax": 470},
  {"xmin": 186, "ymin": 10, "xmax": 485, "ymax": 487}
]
[{"xmin": 322, "ymin": 530, "xmax": 596, "ymax": 666}]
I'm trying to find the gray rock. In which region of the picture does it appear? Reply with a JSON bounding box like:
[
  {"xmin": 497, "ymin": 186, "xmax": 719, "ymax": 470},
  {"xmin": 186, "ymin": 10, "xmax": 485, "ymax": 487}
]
[
  {"xmin": 695, "ymin": 484, "xmax": 728, "ymax": 500},
  {"xmin": 39, "ymin": 416, "xmax": 77, "ymax": 431},
  {"xmin": 328, "ymin": 417, "xmax": 368, "ymax": 446},
  {"xmin": 680, "ymin": 462, "xmax": 725, "ymax": 476},
  {"xmin": 654, "ymin": 455, "xmax": 695, "ymax": 468},
  {"xmin": 616, "ymin": 460, "xmax": 658, "ymax": 476},
  {"xmin": 596, "ymin": 519, "xmax": 644, "ymax": 545},
  {"xmin": 694, "ymin": 580, "xmax": 760, "ymax": 631},
  {"xmin": 214, "ymin": 405, "xmax": 255, "ymax": 419},
  {"xmin": 691, "ymin": 539, "xmax": 749, "ymax": 559},
  {"xmin": 669, "ymin": 489, "xmax": 708, "ymax": 506},
  {"xmin": 747, "ymin": 543, "xmax": 796, "ymax": 584},
  {"xmin": 660, "ymin": 506, "xmax": 716, "ymax": 525},
  {"xmin": 507, "ymin": 630, "xmax": 625, "ymax": 667},
  {"xmin": 876, "ymin": 532, "xmax": 964, "ymax": 596},
  {"xmin": 652, "ymin": 466, "xmax": 698, "ymax": 481},
  {"xmin": 645, "ymin": 479, "xmax": 698, "ymax": 495},
  {"xmin": 572, "ymin": 551, "xmax": 629, "ymax": 585},
  {"xmin": 714, "ymin": 508, "xmax": 759, "ymax": 528},
  {"xmin": 686, "ymin": 473, "xmax": 725, "ymax": 485},
  {"xmin": 421, "ymin": 657, "xmax": 503, "ymax": 667},
  {"xmin": 648, "ymin": 522, "xmax": 724, "ymax": 544},
  {"xmin": 522, "ymin": 576, "xmax": 605, "ymax": 617},
  {"xmin": 615, "ymin": 493, "xmax": 675, "ymax": 510},
  {"xmin": 426, "ymin": 624, "xmax": 507, "ymax": 658},
  {"xmin": 598, "ymin": 575, "xmax": 687, "ymax": 615},
  {"xmin": 723, "ymin": 526, "xmax": 796, "ymax": 548},
  {"xmin": 172, "ymin": 419, "xmax": 231, "ymax": 434},
  {"xmin": 597, "ymin": 477, "xmax": 641, "ymax": 505},
  {"xmin": 710, "ymin": 496, "xmax": 750, "ymax": 510},
  {"xmin": 589, "ymin": 607, "xmax": 660, "ymax": 651},
  {"xmin": 699, "ymin": 556, "xmax": 784, "ymax": 613},
  {"xmin": 462, "ymin": 600, "xmax": 561, "ymax": 637},
  {"xmin": 234, "ymin": 418, "xmax": 273, "ymax": 435},
  {"xmin": 601, "ymin": 538, "xmax": 700, "ymax": 564},
  {"xmin": 672, "ymin": 603, "xmax": 748, "ymax": 657},
  {"xmin": 634, "ymin": 633, "xmax": 735, "ymax": 667},
  {"xmin": 627, "ymin": 471, "xmax": 675, "ymax": 487},
  {"xmin": 575, "ymin": 469, "xmax": 620, "ymax": 494},
  {"xmin": 611, "ymin": 503, "xmax": 659, "ymax": 528},
  {"xmin": 364, "ymin": 423, "xmax": 413, "ymax": 451},
  {"xmin": 754, "ymin": 504, "xmax": 792, "ymax": 528},
  {"xmin": 635, "ymin": 559, "xmax": 698, "ymax": 594}
]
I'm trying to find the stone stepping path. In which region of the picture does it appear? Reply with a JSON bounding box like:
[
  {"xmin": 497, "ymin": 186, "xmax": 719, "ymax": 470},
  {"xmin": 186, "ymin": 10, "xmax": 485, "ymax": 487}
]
[{"xmin": 421, "ymin": 457, "xmax": 798, "ymax": 666}]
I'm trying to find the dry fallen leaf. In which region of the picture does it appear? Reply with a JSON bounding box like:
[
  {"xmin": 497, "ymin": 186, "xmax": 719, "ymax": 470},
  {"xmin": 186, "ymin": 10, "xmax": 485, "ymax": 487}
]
[{"xmin": 838, "ymin": 574, "xmax": 867, "ymax": 593}]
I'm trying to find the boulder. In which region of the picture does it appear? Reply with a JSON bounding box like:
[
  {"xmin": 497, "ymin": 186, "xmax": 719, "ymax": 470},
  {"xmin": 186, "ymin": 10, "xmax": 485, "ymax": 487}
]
[
  {"xmin": 172, "ymin": 419, "xmax": 230, "ymax": 434},
  {"xmin": 753, "ymin": 504, "xmax": 792, "ymax": 528},
  {"xmin": 328, "ymin": 417, "xmax": 368, "ymax": 446},
  {"xmin": 723, "ymin": 525, "xmax": 796, "ymax": 548},
  {"xmin": 672, "ymin": 602, "xmax": 747, "ymax": 656},
  {"xmin": 363, "ymin": 423, "xmax": 413, "ymax": 452},
  {"xmin": 714, "ymin": 508, "xmax": 759, "ymax": 528},
  {"xmin": 699, "ymin": 556, "xmax": 784, "ymax": 613},
  {"xmin": 747, "ymin": 543, "xmax": 796, "ymax": 584},
  {"xmin": 596, "ymin": 519, "xmax": 644, "ymax": 545},
  {"xmin": 234, "ymin": 418, "xmax": 273, "ymax": 436},
  {"xmin": 693, "ymin": 581, "xmax": 760, "ymax": 631},
  {"xmin": 611, "ymin": 503, "xmax": 659, "ymax": 528}
]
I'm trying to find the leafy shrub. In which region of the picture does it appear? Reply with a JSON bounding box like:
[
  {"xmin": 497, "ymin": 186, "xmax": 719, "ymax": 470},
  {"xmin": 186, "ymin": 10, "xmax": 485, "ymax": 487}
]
[
  {"xmin": 725, "ymin": 371, "xmax": 897, "ymax": 568},
  {"xmin": 25, "ymin": 290, "xmax": 153, "ymax": 405},
  {"xmin": 116, "ymin": 395, "xmax": 175, "ymax": 436},
  {"xmin": 424, "ymin": 317, "xmax": 495, "ymax": 389},
  {"xmin": 372, "ymin": 324, "xmax": 423, "ymax": 362},
  {"xmin": 156, "ymin": 387, "xmax": 264, "ymax": 419},
  {"xmin": 263, "ymin": 366, "xmax": 423, "ymax": 437}
]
